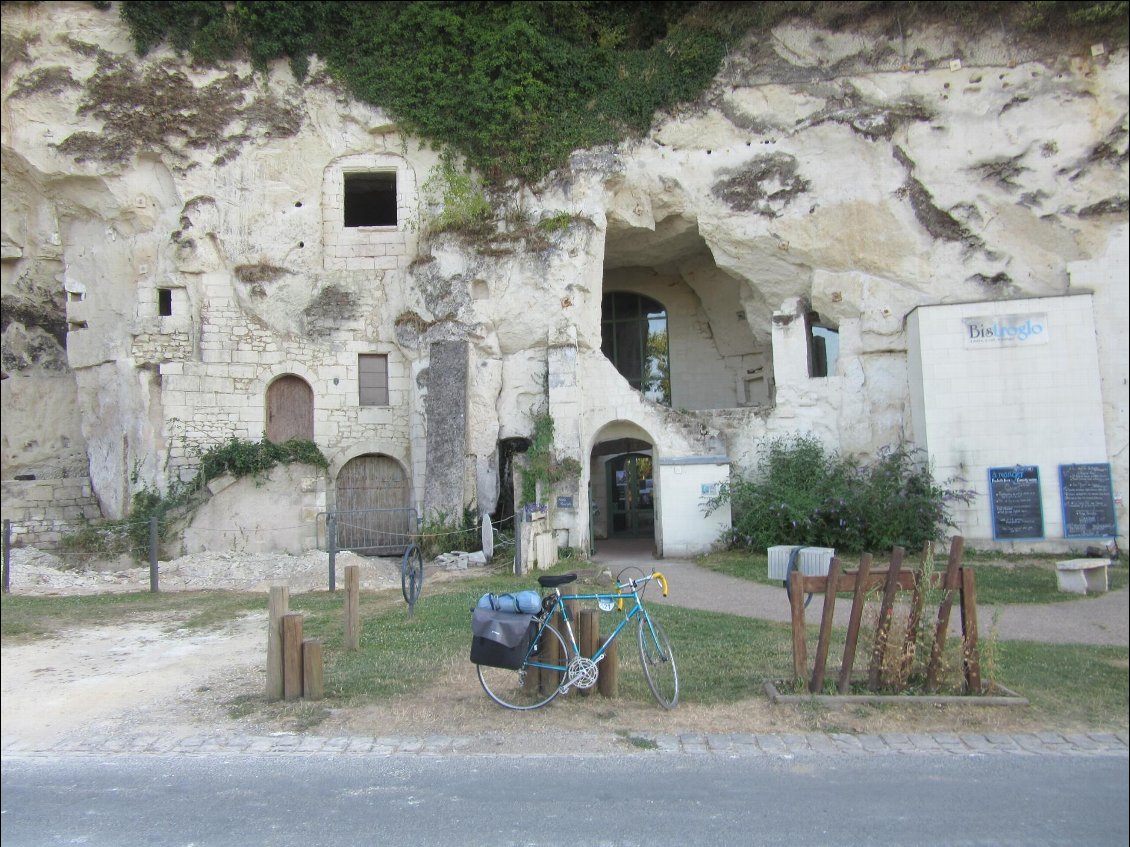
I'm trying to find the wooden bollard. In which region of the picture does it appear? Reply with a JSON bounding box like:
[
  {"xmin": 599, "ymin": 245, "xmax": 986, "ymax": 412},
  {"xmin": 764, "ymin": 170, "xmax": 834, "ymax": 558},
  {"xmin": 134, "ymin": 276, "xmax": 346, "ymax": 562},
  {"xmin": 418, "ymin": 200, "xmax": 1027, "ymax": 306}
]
[
  {"xmin": 282, "ymin": 612, "xmax": 304, "ymax": 701},
  {"xmin": 597, "ymin": 634, "xmax": 618, "ymax": 698},
  {"xmin": 302, "ymin": 639, "xmax": 324, "ymax": 700},
  {"xmin": 266, "ymin": 585, "xmax": 289, "ymax": 701},
  {"xmin": 344, "ymin": 564, "xmax": 360, "ymax": 651},
  {"xmin": 578, "ymin": 608, "xmax": 600, "ymax": 697}
]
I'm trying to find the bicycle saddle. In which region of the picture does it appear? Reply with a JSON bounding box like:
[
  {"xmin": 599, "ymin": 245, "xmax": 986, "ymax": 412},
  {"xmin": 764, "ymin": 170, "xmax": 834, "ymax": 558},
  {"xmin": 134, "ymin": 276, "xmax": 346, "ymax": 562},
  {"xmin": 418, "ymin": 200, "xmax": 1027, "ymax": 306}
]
[{"xmin": 537, "ymin": 573, "xmax": 577, "ymax": 588}]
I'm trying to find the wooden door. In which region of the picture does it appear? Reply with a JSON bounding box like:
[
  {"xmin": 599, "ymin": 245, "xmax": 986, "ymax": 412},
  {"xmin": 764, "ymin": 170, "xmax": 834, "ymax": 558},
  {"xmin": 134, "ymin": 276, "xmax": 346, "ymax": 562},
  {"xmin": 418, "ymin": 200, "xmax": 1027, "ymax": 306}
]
[
  {"xmin": 266, "ymin": 375, "xmax": 313, "ymax": 443},
  {"xmin": 335, "ymin": 454, "xmax": 412, "ymax": 553}
]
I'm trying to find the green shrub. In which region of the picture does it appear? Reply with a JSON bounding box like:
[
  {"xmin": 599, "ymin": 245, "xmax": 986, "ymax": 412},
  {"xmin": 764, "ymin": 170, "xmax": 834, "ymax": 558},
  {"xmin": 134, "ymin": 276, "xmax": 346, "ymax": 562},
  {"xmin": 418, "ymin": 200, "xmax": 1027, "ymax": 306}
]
[
  {"xmin": 417, "ymin": 507, "xmax": 481, "ymax": 559},
  {"xmin": 708, "ymin": 434, "xmax": 973, "ymax": 554}
]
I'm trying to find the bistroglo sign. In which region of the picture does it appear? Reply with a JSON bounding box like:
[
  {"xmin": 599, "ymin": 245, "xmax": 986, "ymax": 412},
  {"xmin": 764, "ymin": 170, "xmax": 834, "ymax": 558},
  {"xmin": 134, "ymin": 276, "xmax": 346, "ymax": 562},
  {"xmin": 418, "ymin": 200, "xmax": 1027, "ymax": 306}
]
[{"xmin": 962, "ymin": 313, "xmax": 1048, "ymax": 348}]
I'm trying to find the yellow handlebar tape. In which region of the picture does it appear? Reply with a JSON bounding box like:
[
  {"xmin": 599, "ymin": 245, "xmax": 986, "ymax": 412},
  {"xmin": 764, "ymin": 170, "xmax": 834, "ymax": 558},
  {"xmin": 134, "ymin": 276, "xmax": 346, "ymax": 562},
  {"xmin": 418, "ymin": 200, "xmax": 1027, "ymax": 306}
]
[{"xmin": 655, "ymin": 571, "xmax": 668, "ymax": 597}]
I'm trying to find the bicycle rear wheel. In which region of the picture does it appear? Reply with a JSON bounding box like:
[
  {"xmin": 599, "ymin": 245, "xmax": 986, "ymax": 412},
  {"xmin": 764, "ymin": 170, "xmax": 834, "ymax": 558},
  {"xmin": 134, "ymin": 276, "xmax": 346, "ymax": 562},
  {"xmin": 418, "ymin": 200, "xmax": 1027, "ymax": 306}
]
[
  {"xmin": 478, "ymin": 621, "xmax": 567, "ymax": 710},
  {"xmin": 637, "ymin": 616, "xmax": 679, "ymax": 709}
]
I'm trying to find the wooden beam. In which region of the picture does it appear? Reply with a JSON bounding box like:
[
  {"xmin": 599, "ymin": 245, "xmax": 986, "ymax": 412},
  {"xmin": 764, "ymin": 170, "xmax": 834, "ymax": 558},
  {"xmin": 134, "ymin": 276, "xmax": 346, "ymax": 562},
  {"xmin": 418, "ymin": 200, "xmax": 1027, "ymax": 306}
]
[
  {"xmin": 868, "ymin": 547, "xmax": 905, "ymax": 690},
  {"xmin": 810, "ymin": 556, "xmax": 842, "ymax": 693},
  {"xmin": 790, "ymin": 570, "xmax": 808, "ymax": 683},
  {"xmin": 838, "ymin": 553, "xmax": 873, "ymax": 694},
  {"xmin": 960, "ymin": 566, "xmax": 982, "ymax": 693},
  {"xmin": 926, "ymin": 536, "xmax": 965, "ymax": 692}
]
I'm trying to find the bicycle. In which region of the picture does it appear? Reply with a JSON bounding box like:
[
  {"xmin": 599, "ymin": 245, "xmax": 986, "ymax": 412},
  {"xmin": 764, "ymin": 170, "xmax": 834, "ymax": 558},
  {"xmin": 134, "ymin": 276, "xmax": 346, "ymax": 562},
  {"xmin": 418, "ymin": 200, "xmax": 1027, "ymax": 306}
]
[{"xmin": 476, "ymin": 570, "xmax": 679, "ymax": 711}]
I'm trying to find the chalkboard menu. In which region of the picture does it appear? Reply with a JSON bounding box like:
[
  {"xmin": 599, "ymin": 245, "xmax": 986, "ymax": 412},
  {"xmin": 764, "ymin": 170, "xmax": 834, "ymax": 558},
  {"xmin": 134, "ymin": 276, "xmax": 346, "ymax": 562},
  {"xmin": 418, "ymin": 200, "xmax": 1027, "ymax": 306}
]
[
  {"xmin": 1060, "ymin": 463, "xmax": 1117, "ymax": 539},
  {"xmin": 989, "ymin": 466, "xmax": 1044, "ymax": 540}
]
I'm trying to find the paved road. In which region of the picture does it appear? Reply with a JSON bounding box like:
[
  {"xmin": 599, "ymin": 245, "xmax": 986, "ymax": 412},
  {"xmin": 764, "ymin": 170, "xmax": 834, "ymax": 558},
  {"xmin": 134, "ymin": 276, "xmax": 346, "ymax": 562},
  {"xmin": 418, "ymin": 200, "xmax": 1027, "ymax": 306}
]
[{"xmin": 3, "ymin": 748, "xmax": 1127, "ymax": 847}]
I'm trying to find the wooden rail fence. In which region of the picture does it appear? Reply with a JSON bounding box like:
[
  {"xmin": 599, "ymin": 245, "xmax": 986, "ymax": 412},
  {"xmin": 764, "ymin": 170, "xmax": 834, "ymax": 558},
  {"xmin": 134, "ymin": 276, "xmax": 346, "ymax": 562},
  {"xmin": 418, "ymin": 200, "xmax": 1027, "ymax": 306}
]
[{"xmin": 790, "ymin": 537, "xmax": 981, "ymax": 695}]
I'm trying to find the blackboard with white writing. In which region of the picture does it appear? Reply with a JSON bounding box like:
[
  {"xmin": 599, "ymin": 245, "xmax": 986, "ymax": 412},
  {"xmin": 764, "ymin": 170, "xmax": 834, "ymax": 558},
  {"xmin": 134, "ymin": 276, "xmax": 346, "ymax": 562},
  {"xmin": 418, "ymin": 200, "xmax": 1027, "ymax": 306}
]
[
  {"xmin": 989, "ymin": 466, "xmax": 1044, "ymax": 540},
  {"xmin": 1060, "ymin": 463, "xmax": 1117, "ymax": 539}
]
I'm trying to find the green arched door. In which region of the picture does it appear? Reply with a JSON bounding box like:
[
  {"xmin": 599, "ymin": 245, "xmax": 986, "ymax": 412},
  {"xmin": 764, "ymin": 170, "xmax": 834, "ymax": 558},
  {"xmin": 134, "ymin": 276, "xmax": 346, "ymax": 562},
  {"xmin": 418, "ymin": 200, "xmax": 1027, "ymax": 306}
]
[{"xmin": 607, "ymin": 453, "xmax": 654, "ymax": 538}]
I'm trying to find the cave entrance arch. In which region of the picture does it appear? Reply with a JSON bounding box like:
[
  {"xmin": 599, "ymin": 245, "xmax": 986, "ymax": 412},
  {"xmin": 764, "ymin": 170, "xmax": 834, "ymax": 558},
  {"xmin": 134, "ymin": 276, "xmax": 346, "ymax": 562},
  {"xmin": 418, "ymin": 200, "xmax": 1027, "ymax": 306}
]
[{"xmin": 590, "ymin": 422, "xmax": 657, "ymax": 552}]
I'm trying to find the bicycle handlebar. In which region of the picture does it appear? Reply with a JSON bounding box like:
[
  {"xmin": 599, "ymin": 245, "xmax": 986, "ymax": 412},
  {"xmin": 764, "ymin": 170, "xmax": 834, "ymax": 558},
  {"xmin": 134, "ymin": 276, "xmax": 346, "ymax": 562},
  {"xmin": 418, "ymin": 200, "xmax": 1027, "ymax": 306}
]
[{"xmin": 618, "ymin": 571, "xmax": 669, "ymax": 598}]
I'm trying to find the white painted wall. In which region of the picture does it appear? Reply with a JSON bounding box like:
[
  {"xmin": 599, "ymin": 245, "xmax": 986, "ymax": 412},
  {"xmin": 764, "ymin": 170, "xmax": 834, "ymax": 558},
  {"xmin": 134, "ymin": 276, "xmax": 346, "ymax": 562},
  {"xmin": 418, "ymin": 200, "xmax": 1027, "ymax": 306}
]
[
  {"xmin": 657, "ymin": 458, "xmax": 731, "ymax": 556},
  {"xmin": 907, "ymin": 294, "xmax": 1112, "ymax": 548}
]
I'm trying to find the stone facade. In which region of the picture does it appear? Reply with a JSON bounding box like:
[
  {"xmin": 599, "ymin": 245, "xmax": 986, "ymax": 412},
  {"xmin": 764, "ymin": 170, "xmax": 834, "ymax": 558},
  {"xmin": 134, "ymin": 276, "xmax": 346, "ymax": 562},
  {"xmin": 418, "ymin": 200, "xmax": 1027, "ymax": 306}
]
[{"xmin": 2, "ymin": 5, "xmax": 1126, "ymax": 556}]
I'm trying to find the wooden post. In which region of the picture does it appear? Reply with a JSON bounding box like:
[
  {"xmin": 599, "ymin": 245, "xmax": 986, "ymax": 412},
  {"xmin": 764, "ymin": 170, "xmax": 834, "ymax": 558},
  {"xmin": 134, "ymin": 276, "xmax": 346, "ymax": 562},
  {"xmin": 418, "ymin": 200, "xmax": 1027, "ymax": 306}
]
[
  {"xmin": 926, "ymin": 536, "xmax": 965, "ymax": 692},
  {"xmin": 302, "ymin": 639, "xmax": 324, "ymax": 700},
  {"xmin": 790, "ymin": 570, "xmax": 808, "ymax": 683},
  {"xmin": 960, "ymin": 566, "xmax": 982, "ymax": 693},
  {"xmin": 838, "ymin": 553, "xmax": 873, "ymax": 693},
  {"xmin": 344, "ymin": 564, "xmax": 360, "ymax": 651},
  {"xmin": 148, "ymin": 517, "xmax": 159, "ymax": 593},
  {"xmin": 282, "ymin": 613, "xmax": 304, "ymax": 701},
  {"xmin": 868, "ymin": 546, "xmax": 905, "ymax": 690},
  {"xmin": 578, "ymin": 609, "xmax": 599, "ymax": 697},
  {"xmin": 809, "ymin": 556, "xmax": 842, "ymax": 693},
  {"xmin": 597, "ymin": 635, "xmax": 618, "ymax": 698},
  {"xmin": 266, "ymin": 586, "xmax": 289, "ymax": 701}
]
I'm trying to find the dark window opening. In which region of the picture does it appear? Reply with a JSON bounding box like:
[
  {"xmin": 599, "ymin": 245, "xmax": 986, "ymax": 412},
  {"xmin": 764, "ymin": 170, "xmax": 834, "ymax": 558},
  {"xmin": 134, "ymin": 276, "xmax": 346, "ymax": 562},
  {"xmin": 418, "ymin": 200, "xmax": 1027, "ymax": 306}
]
[
  {"xmin": 344, "ymin": 172, "xmax": 397, "ymax": 227},
  {"xmin": 807, "ymin": 313, "xmax": 839, "ymax": 378},
  {"xmin": 359, "ymin": 354, "xmax": 389, "ymax": 406},
  {"xmin": 601, "ymin": 292, "xmax": 670, "ymax": 405},
  {"xmin": 157, "ymin": 288, "xmax": 173, "ymax": 317}
]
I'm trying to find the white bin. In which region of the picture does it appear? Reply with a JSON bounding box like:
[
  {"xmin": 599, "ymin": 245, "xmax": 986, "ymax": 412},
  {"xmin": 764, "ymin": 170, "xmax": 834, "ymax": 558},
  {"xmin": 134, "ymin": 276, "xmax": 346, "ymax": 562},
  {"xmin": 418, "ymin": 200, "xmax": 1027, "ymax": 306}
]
[{"xmin": 767, "ymin": 546, "xmax": 836, "ymax": 581}]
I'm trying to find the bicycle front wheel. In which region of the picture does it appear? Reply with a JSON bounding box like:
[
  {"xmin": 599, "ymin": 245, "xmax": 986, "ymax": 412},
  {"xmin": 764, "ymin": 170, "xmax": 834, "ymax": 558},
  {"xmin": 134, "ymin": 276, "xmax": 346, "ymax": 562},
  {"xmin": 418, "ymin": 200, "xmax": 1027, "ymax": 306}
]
[
  {"xmin": 478, "ymin": 621, "xmax": 567, "ymax": 711},
  {"xmin": 638, "ymin": 616, "xmax": 679, "ymax": 709}
]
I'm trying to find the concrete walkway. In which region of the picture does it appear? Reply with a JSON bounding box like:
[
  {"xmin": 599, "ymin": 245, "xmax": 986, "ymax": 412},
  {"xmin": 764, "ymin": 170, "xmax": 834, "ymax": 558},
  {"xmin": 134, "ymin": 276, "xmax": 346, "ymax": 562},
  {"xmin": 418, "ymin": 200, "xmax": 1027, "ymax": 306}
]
[{"xmin": 592, "ymin": 540, "xmax": 1129, "ymax": 647}]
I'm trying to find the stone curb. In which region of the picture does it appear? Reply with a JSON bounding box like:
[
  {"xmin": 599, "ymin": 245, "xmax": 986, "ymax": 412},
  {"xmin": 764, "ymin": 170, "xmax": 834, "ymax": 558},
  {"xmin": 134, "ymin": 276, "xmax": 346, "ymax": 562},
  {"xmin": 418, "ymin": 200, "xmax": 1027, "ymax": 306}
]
[{"xmin": 3, "ymin": 731, "xmax": 1126, "ymax": 758}]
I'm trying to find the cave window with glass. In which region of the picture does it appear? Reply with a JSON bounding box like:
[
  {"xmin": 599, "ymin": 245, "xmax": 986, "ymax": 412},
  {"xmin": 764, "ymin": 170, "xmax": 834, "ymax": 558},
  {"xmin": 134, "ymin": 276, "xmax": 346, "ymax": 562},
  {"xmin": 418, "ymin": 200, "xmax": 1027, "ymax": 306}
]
[{"xmin": 601, "ymin": 292, "xmax": 670, "ymax": 405}]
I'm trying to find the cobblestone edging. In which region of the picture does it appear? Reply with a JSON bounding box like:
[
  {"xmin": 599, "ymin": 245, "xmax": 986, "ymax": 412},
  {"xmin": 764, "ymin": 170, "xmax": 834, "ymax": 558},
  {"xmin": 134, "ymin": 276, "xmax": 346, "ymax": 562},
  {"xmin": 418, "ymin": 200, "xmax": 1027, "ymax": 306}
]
[{"xmin": 3, "ymin": 731, "xmax": 1126, "ymax": 758}]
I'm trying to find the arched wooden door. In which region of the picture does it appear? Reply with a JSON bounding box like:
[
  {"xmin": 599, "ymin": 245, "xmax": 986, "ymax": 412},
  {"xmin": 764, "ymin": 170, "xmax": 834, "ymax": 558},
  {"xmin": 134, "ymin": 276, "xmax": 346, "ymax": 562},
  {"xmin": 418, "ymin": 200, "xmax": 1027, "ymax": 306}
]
[
  {"xmin": 335, "ymin": 454, "xmax": 412, "ymax": 554},
  {"xmin": 266, "ymin": 375, "xmax": 314, "ymax": 443}
]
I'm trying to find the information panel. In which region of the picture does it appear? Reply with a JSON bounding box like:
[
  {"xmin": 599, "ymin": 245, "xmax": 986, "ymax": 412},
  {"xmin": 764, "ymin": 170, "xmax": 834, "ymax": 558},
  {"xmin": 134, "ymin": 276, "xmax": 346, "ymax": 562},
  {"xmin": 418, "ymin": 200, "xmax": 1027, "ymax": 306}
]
[
  {"xmin": 1060, "ymin": 463, "xmax": 1117, "ymax": 539},
  {"xmin": 989, "ymin": 466, "xmax": 1044, "ymax": 540}
]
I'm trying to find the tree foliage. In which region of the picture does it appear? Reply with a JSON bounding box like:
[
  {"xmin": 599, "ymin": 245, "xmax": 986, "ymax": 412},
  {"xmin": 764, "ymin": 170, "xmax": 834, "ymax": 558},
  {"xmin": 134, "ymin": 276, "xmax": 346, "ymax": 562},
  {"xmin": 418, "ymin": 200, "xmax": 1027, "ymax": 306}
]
[{"xmin": 115, "ymin": 1, "xmax": 1128, "ymax": 185}]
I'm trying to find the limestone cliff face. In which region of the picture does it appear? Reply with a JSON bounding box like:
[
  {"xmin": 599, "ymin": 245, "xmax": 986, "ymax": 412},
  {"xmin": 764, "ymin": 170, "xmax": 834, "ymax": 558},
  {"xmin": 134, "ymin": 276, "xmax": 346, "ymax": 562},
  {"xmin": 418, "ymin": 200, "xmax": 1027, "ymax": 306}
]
[{"xmin": 2, "ymin": 4, "xmax": 1126, "ymax": 550}]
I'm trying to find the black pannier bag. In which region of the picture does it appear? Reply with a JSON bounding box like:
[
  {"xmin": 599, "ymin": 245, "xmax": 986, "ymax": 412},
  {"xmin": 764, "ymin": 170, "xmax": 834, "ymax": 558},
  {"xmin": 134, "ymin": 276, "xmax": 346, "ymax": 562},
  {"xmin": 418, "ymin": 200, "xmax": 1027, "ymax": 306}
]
[{"xmin": 470, "ymin": 607, "xmax": 538, "ymax": 669}]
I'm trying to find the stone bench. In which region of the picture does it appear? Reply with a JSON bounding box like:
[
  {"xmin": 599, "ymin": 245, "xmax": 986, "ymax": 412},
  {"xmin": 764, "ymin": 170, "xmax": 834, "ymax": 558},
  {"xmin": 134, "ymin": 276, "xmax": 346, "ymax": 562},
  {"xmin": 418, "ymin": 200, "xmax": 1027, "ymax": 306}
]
[{"xmin": 1055, "ymin": 559, "xmax": 1110, "ymax": 595}]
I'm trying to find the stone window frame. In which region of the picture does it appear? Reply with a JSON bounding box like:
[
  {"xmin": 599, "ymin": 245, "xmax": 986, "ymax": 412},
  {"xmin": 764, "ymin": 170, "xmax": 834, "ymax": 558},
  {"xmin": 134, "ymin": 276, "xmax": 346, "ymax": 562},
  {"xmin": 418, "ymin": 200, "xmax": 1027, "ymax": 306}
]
[{"xmin": 322, "ymin": 153, "xmax": 419, "ymax": 271}]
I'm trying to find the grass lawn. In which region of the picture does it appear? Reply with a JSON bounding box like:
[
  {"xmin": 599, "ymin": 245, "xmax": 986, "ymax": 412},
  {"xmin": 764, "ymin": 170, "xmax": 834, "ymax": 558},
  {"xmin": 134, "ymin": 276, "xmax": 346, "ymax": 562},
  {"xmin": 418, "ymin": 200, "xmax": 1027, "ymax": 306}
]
[{"xmin": 4, "ymin": 565, "xmax": 1126, "ymax": 731}]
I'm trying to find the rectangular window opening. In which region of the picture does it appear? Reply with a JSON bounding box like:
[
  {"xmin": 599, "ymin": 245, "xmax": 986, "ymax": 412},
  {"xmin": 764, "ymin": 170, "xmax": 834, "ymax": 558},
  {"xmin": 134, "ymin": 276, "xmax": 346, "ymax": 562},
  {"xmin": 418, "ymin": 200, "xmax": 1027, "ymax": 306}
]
[
  {"xmin": 809, "ymin": 323, "xmax": 839, "ymax": 378},
  {"xmin": 359, "ymin": 353, "xmax": 390, "ymax": 406},
  {"xmin": 344, "ymin": 172, "xmax": 397, "ymax": 227},
  {"xmin": 158, "ymin": 288, "xmax": 173, "ymax": 317}
]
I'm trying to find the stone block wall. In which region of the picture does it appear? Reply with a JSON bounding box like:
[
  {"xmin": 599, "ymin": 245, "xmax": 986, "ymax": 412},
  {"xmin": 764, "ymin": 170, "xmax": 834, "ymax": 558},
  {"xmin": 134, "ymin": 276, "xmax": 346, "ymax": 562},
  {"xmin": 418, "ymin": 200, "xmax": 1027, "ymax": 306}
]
[{"xmin": 1, "ymin": 477, "xmax": 103, "ymax": 549}]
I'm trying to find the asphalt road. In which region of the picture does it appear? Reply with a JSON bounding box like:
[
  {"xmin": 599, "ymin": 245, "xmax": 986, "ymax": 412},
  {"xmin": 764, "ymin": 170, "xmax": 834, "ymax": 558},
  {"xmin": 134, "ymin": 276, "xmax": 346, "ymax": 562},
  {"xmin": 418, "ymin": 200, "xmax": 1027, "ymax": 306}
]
[{"xmin": 3, "ymin": 750, "xmax": 1126, "ymax": 846}]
